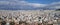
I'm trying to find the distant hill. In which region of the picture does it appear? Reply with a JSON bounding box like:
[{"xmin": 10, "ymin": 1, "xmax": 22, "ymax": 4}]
[
  {"xmin": 0, "ymin": 4, "xmax": 57, "ymax": 10},
  {"xmin": 56, "ymin": 9, "xmax": 60, "ymax": 11}
]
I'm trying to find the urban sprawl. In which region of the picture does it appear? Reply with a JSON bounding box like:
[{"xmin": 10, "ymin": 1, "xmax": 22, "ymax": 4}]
[{"xmin": 0, "ymin": 10, "xmax": 60, "ymax": 25}]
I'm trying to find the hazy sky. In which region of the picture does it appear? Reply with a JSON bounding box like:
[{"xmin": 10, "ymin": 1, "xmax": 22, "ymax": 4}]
[{"xmin": 0, "ymin": 0, "xmax": 60, "ymax": 10}]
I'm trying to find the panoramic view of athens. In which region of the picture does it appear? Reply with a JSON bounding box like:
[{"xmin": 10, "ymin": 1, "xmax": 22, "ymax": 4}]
[
  {"xmin": 0, "ymin": 10, "xmax": 60, "ymax": 25},
  {"xmin": 0, "ymin": 0, "xmax": 60, "ymax": 25}
]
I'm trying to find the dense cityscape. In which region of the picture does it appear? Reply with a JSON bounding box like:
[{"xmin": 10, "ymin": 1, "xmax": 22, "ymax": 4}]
[{"xmin": 0, "ymin": 10, "xmax": 60, "ymax": 25}]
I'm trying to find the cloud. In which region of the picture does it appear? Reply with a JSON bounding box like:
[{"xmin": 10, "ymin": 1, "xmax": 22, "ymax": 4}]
[
  {"xmin": 27, "ymin": 3, "xmax": 47, "ymax": 8},
  {"xmin": 0, "ymin": 0, "xmax": 47, "ymax": 10},
  {"xmin": 47, "ymin": 2, "xmax": 60, "ymax": 9},
  {"xmin": 51, "ymin": 2, "xmax": 60, "ymax": 4},
  {"xmin": 0, "ymin": 0, "xmax": 60, "ymax": 10}
]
